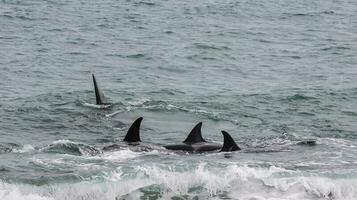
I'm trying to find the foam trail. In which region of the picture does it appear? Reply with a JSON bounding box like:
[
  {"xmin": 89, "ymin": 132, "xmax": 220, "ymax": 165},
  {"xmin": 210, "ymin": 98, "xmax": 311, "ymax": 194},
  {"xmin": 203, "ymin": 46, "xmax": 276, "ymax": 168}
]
[
  {"xmin": 83, "ymin": 102, "xmax": 111, "ymax": 109},
  {"xmin": 105, "ymin": 110, "xmax": 121, "ymax": 117}
]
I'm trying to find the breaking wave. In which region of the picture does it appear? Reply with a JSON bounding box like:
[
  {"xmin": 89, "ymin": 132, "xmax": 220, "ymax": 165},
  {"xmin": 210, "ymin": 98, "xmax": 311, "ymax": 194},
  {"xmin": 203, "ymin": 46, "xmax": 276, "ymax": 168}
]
[{"xmin": 1, "ymin": 164, "xmax": 356, "ymax": 200}]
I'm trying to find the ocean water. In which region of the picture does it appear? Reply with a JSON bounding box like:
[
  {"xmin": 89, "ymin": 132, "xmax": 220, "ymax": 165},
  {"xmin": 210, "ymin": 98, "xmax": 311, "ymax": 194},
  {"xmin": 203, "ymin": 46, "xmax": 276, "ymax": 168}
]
[{"xmin": 1, "ymin": 0, "xmax": 357, "ymax": 199}]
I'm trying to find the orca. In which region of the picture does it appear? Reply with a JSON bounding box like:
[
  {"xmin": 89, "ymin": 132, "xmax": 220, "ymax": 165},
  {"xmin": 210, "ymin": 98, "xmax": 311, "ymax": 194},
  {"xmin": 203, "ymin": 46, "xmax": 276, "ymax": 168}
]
[
  {"xmin": 102, "ymin": 117, "xmax": 242, "ymax": 153},
  {"xmin": 92, "ymin": 74, "xmax": 109, "ymax": 105},
  {"xmin": 163, "ymin": 122, "xmax": 223, "ymax": 152}
]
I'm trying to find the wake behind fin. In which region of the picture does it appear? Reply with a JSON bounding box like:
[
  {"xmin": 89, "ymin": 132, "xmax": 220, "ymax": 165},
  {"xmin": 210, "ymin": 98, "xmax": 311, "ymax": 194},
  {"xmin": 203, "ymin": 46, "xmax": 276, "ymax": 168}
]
[
  {"xmin": 123, "ymin": 117, "xmax": 143, "ymax": 143},
  {"xmin": 92, "ymin": 74, "xmax": 107, "ymax": 105},
  {"xmin": 183, "ymin": 122, "xmax": 206, "ymax": 144},
  {"xmin": 221, "ymin": 131, "xmax": 240, "ymax": 152}
]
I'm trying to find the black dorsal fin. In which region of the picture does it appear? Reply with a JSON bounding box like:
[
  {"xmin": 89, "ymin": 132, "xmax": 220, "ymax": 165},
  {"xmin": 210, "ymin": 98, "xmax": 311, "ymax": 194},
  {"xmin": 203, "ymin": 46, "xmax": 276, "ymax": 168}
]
[
  {"xmin": 92, "ymin": 74, "xmax": 106, "ymax": 105},
  {"xmin": 124, "ymin": 117, "xmax": 143, "ymax": 142},
  {"xmin": 183, "ymin": 122, "xmax": 206, "ymax": 144},
  {"xmin": 221, "ymin": 131, "xmax": 240, "ymax": 152}
]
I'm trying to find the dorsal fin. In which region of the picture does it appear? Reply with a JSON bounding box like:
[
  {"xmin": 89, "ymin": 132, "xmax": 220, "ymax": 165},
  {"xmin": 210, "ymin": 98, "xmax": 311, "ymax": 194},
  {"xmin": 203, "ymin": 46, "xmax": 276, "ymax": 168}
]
[
  {"xmin": 221, "ymin": 131, "xmax": 240, "ymax": 152},
  {"xmin": 92, "ymin": 74, "xmax": 107, "ymax": 105},
  {"xmin": 183, "ymin": 122, "xmax": 206, "ymax": 144},
  {"xmin": 124, "ymin": 117, "xmax": 143, "ymax": 142}
]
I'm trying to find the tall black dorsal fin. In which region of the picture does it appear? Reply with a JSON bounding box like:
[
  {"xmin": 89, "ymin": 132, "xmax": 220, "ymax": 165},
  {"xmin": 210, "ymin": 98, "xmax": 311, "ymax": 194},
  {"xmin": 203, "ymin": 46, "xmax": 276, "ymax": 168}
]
[
  {"xmin": 221, "ymin": 131, "xmax": 240, "ymax": 152},
  {"xmin": 124, "ymin": 117, "xmax": 143, "ymax": 142},
  {"xmin": 183, "ymin": 122, "xmax": 206, "ymax": 144},
  {"xmin": 92, "ymin": 74, "xmax": 107, "ymax": 105}
]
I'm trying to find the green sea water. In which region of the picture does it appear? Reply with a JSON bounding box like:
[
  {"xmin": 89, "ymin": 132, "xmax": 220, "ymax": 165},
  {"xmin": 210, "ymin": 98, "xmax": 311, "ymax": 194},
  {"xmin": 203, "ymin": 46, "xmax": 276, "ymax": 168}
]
[{"xmin": 0, "ymin": 0, "xmax": 356, "ymax": 199}]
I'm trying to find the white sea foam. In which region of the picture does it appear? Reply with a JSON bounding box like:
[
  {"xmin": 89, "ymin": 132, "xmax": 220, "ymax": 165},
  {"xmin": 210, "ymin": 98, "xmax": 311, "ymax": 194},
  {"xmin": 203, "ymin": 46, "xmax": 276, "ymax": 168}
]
[
  {"xmin": 0, "ymin": 182, "xmax": 54, "ymax": 200},
  {"xmin": 51, "ymin": 139, "xmax": 75, "ymax": 144},
  {"xmin": 128, "ymin": 98, "xmax": 150, "ymax": 106},
  {"xmin": 105, "ymin": 110, "xmax": 122, "ymax": 117},
  {"xmin": 83, "ymin": 103, "xmax": 111, "ymax": 109},
  {"xmin": 1, "ymin": 164, "xmax": 357, "ymax": 200},
  {"xmin": 125, "ymin": 98, "xmax": 150, "ymax": 111},
  {"xmin": 12, "ymin": 144, "xmax": 35, "ymax": 153},
  {"xmin": 101, "ymin": 148, "xmax": 143, "ymax": 162}
]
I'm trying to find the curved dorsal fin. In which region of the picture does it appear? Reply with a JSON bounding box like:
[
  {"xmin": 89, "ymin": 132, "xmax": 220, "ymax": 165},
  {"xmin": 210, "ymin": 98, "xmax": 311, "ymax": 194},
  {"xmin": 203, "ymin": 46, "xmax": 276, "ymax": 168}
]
[
  {"xmin": 124, "ymin": 117, "xmax": 143, "ymax": 142},
  {"xmin": 221, "ymin": 131, "xmax": 240, "ymax": 152},
  {"xmin": 183, "ymin": 122, "xmax": 206, "ymax": 144},
  {"xmin": 92, "ymin": 74, "xmax": 107, "ymax": 105}
]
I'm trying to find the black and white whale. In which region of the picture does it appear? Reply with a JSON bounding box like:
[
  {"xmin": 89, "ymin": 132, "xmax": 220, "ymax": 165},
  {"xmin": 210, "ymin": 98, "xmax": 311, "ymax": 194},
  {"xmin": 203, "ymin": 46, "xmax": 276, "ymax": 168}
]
[
  {"xmin": 91, "ymin": 74, "xmax": 111, "ymax": 107},
  {"xmin": 163, "ymin": 122, "xmax": 241, "ymax": 152},
  {"xmin": 102, "ymin": 117, "xmax": 241, "ymax": 152}
]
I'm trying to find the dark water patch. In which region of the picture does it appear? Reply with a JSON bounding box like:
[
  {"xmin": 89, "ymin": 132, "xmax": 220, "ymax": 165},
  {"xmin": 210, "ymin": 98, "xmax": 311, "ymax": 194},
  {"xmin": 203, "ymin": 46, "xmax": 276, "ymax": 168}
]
[
  {"xmin": 104, "ymin": 53, "xmax": 124, "ymax": 58},
  {"xmin": 297, "ymin": 111, "xmax": 315, "ymax": 117},
  {"xmin": 342, "ymin": 111, "xmax": 357, "ymax": 116},
  {"xmin": 0, "ymin": 14, "xmax": 13, "ymax": 19},
  {"xmin": 0, "ymin": 145, "xmax": 13, "ymax": 153},
  {"xmin": 283, "ymin": 10, "xmax": 335, "ymax": 18},
  {"xmin": 157, "ymin": 66, "xmax": 187, "ymax": 74},
  {"xmin": 147, "ymin": 88, "xmax": 182, "ymax": 96},
  {"xmin": 134, "ymin": 1, "xmax": 156, "ymax": 6},
  {"xmin": 126, "ymin": 53, "xmax": 146, "ymax": 59},
  {"xmin": 97, "ymin": 23, "xmax": 112, "ymax": 28},
  {"xmin": 193, "ymin": 43, "xmax": 231, "ymax": 51},
  {"xmin": 37, "ymin": 48, "xmax": 50, "ymax": 53},
  {"xmin": 48, "ymin": 27, "xmax": 73, "ymax": 32},
  {"xmin": 66, "ymin": 51, "xmax": 89, "ymax": 56},
  {"xmin": 321, "ymin": 46, "xmax": 351, "ymax": 51},
  {"xmin": 281, "ymin": 94, "xmax": 318, "ymax": 103},
  {"xmin": 186, "ymin": 54, "xmax": 220, "ymax": 62},
  {"xmin": 15, "ymin": 15, "xmax": 35, "ymax": 21},
  {"xmin": 296, "ymin": 140, "xmax": 317, "ymax": 146},
  {"xmin": 65, "ymin": 38, "xmax": 86, "ymax": 45},
  {"xmin": 201, "ymin": 56, "xmax": 217, "ymax": 60},
  {"xmin": 289, "ymin": 55, "xmax": 301, "ymax": 59},
  {"xmin": 136, "ymin": 26, "xmax": 146, "ymax": 30},
  {"xmin": 321, "ymin": 11, "xmax": 335, "ymax": 15},
  {"xmin": 0, "ymin": 35, "xmax": 21, "ymax": 40},
  {"xmin": 163, "ymin": 30, "xmax": 174, "ymax": 34},
  {"xmin": 257, "ymin": 39, "xmax": 273, "ymax": 43},
  {"xmin": 0, "ymin": 167, "xmax": 11, "ymax": 172},
  {"xmin": 0, "ymin": 0, "xmax": 40, "ymax": 6},
  {"xmin": 129, "ymin": 19, "xmax": 141, "ymax": 23}
]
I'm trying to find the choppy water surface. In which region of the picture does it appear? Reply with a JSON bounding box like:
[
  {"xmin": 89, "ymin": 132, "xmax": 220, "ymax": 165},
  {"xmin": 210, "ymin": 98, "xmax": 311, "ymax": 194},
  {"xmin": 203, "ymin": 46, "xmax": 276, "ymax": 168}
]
[{"xmin": 1, "ymin": 0, "xmax": 357, "ymax": 199}]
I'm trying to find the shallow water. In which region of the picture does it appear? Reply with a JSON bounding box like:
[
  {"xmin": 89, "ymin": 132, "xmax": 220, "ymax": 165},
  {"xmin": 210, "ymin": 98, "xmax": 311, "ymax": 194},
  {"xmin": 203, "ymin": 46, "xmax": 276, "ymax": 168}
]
[{"xmin": 1, "ymin": 0, "xmax": 357, "ymax": 199}]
